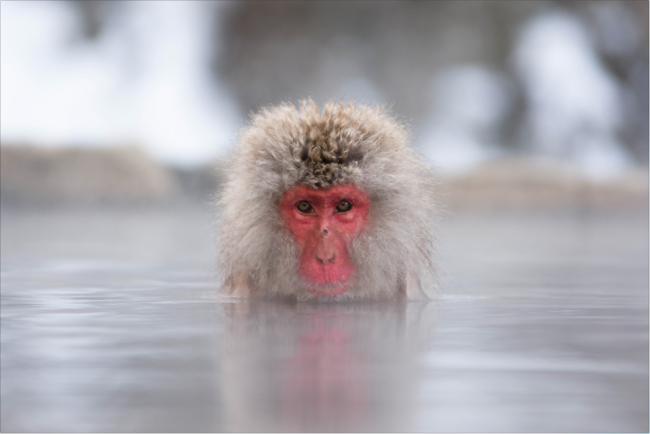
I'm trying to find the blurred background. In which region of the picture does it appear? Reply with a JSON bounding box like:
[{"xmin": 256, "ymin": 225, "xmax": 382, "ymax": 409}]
[{"xmin": 1, "ymin": 0, "xmax": 648, "ymax": 208}]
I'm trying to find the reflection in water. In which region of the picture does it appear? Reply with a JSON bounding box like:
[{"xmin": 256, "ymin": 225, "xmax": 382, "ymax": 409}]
[
  {"xmin": 280, "ymin": 312, "xmax": 365, "ymax": 430},
  {"xmin": 219, "ymin": 301, "xmax": 435, "ymax": 432}
]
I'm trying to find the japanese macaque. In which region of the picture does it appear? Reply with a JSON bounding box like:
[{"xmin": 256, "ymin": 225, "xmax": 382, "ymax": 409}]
[{"xmin": 217, "ymin": 99, "xmax": 439, "ymax": 300}]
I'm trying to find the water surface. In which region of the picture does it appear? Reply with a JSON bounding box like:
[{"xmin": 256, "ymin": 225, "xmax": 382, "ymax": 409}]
[{"xmin": 1, "ymin": 207, "xmax": 647, "ymax": 432}]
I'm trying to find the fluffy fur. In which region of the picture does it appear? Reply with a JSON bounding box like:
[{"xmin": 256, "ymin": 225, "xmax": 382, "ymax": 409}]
[{"xmin": 217, "ymin": 99, "xmax": 440, "ymax": 300}]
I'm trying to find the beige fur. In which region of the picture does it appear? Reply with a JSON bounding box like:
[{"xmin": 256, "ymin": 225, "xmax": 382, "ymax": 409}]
[{"xmin": 217, "ymin": 99, "xmax": 440, "ymax": 300}]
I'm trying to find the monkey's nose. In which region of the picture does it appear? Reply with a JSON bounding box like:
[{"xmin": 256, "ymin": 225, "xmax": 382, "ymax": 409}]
[{"xmin": 316, "ymin": 252, "xmax": 335, "ymax": 265}]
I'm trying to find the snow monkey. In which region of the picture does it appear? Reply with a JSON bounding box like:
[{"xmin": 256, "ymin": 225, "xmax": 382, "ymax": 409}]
[{"xmin": 218, "ymin": 99, "xmax": 439, "ymax": 300}]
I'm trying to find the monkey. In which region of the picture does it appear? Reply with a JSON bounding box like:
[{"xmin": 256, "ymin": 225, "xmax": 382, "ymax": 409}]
[{"xmin": 217, "ymin": 99, "xmax": 439, "ymax": 300}]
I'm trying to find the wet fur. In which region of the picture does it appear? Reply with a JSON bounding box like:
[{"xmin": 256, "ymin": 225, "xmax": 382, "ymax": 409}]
[{"xmin": 217, "ymin": 99, "xmax": 440, "ymax": 300}]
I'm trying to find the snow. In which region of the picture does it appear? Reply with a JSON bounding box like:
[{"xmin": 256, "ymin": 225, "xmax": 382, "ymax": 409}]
[{"xmin": 1, "ymin": 1, "xmax": 238, "ymax": 167}]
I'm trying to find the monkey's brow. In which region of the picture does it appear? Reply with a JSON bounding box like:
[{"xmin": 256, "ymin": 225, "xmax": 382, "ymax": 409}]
[{"xmin": 299, "ymin": 196, "xmax": 351, "ymax": 205}]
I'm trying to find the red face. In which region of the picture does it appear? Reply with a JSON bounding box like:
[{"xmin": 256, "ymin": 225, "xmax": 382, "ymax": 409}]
[{"xmin": 280, "ymin": 184, "xmax": 370, "ymax": 297}]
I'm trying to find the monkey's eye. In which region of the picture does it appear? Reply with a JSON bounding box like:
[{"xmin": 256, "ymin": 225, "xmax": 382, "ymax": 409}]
[
  {"xmin": 296, "ymin": 201, "xmax": 313, "ymax": 213},
  {"xmin": 336, "ymin": 200, "xmax": 352, "ymax": 212}
]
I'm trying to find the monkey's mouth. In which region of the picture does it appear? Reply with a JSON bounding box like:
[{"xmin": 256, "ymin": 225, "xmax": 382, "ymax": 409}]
[{"xmin": 306, "ymin": 282, "xmax": 347, "ymax": 297}]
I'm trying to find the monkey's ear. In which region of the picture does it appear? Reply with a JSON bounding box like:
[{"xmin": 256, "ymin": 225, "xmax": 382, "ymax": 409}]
[
  {"xmin": 405, "ymin": 271, "xmax": 429, "ymax": 300},
  {"xmin": 221, "ymin": 271, "xmax": 251, "ymax": 297}
]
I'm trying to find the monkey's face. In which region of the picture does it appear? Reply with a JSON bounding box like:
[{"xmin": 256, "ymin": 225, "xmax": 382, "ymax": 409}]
[{"xmin": 280, "ymin": 185, "xmax": 370, "ymax": 297}]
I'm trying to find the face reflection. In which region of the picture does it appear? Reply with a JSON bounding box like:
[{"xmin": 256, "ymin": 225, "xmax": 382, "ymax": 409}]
[
  {"xmin": 280, "ymin": 312, "xmax": 365, "ymax": 429},
  {"xmin": 219, "ymin": 302, "xmax": 420, "ymax": 432}
]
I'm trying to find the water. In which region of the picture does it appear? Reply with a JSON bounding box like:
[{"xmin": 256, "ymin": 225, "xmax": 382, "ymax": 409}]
[{"xmin": 1, "ymin": 206, "xmax": 647, "ymax": 432}]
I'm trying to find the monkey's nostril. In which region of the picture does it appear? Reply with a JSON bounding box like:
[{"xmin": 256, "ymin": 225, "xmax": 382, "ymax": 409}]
[
  {"xmin": 315, "ymin": 253, "xmax": 335, "ymax": 265},
  {"xmin": 322, "ymin": 229, "xmax": 329, "ymax": 235}
]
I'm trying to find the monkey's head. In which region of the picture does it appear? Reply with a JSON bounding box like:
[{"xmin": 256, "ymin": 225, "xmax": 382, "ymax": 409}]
[{"xmin": 218, "ymin": 99, "xmax": 439, "ymax": 300}]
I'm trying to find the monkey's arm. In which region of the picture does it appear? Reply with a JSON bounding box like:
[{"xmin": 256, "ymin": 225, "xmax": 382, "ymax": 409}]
[
  {"xmin": 405, "ymin": 271, "xmax": 429, "ymax": 300},
  {"xmin": 221, "ymin": 271, "xmax": 251, "ymax": 297}
]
